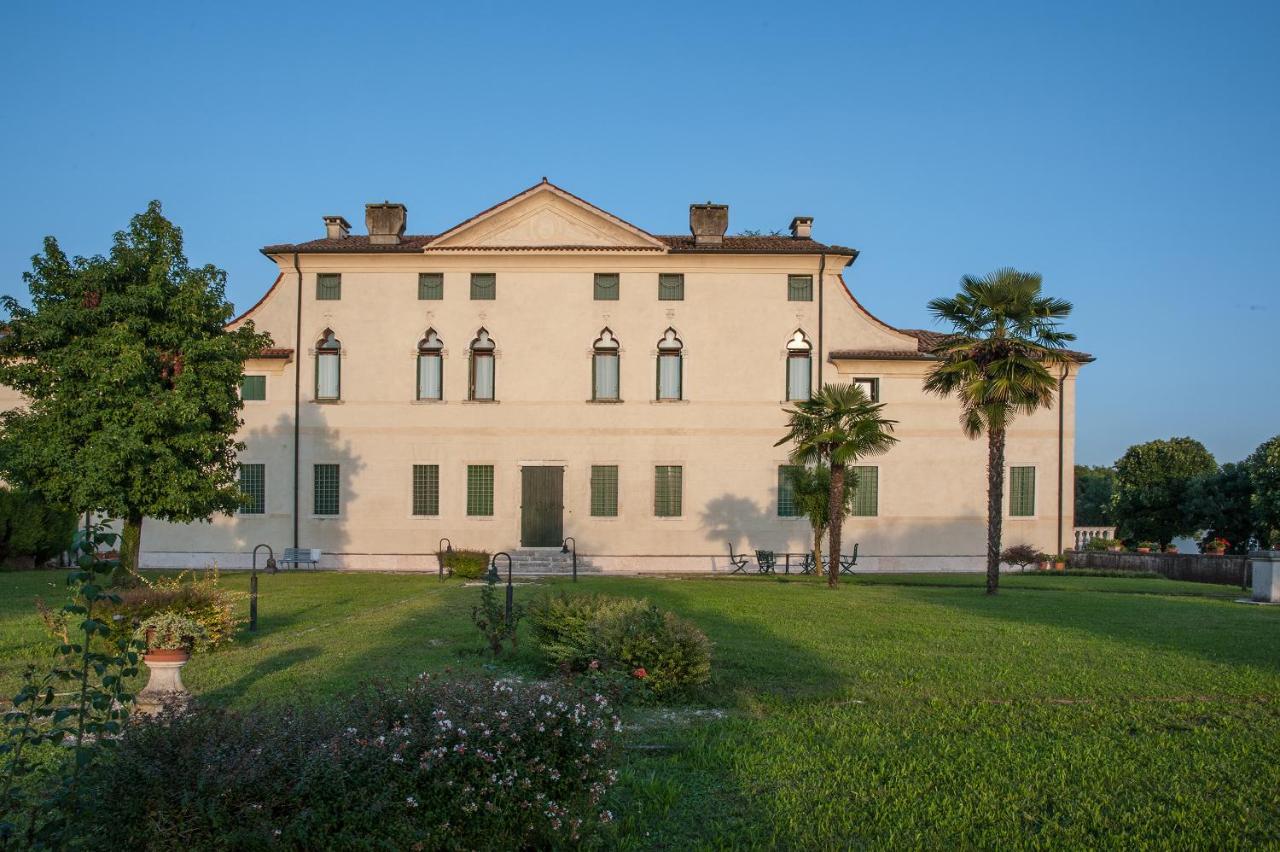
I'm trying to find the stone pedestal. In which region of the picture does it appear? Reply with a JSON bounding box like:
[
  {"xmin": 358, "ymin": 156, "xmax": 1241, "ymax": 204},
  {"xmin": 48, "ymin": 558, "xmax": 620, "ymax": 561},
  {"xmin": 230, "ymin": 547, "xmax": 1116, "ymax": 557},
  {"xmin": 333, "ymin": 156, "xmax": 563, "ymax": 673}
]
[
  {"xmin": 136, "ymin": 657, "xmax": 190, "ymax": 716},
  {"xmin": 1250, "ymin": 551, "xmax": 1280, "ymax": 603}
]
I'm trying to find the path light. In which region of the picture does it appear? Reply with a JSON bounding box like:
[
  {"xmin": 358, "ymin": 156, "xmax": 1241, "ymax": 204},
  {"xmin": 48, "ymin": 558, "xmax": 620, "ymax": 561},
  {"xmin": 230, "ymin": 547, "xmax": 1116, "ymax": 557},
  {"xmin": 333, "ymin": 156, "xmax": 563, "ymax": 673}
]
[
  {"xmin": 560, "ymin": 537, "xmax": 577, "ymax": 582},
  {"xmin": 490, "ymin": 551, "xmax": 514, "ymax": 624},
  {"xmin": 438, "ymin": 537, "xmax": 452, "ymax": 582},
  {"xmin": 250, "ymin": 544, "xmax": 276, "ymax": 632}
]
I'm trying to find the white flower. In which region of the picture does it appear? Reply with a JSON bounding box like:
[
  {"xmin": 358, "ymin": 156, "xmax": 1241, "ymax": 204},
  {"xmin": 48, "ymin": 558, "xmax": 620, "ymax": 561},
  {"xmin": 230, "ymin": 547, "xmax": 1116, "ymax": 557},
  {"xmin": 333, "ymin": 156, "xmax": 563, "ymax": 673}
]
[{"xmin": 406, "ymin": 796, "xmax": 419, "ymax": 808}]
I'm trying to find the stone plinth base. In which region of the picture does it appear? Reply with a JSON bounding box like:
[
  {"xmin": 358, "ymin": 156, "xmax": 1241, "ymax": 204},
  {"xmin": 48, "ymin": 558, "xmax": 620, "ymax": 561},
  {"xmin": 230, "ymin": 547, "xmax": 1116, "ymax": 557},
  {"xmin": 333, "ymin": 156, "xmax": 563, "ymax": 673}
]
[
  {"xmin": 1250, "ymin": 551, "xmax": 1280, "ymax": 603},
  {"xmin": 136, "ymin": 658, "xmax": 190, "ymax": 716}
]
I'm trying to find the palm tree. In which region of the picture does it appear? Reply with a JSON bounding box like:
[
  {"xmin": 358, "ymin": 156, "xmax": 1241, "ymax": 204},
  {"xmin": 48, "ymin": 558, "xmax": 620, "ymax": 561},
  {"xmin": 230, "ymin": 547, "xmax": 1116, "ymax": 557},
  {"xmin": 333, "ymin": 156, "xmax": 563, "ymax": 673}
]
[
  {"xmin": 786, "ymin": 463, "xmax": 857, "ymax": 578},
  {"xmin": 776, "ymin": 383, "xmax": 898, "ymax": 587},
  {"xmin": 923, "ymin": 268, "xmax": 1075, "ymax": 595}
]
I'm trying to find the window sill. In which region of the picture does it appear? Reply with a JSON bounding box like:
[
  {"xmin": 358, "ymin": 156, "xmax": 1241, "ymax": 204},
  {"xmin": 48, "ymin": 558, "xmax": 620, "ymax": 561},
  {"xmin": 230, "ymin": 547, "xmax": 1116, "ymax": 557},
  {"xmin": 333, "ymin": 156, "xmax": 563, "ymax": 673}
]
[
  {"xmin": 461, "ymin": 399, "xmax": 500, "ymax": 405},
  {"xmin": 653, "ymin": 515, "xmax": 685, "ymax": 521},
  {"xmin": 407, "ymin": 514, "xmax": 442, "ymax": 520},
  {"xmin": 310, "ymin": 515, "xmax": 342, "ymax": 520},
  {"xmin": 465, "ymin": 514, "xmax": 497, "ymax": 520},
  {"xmin": 411, "ymin": 399, "xmax": 447, "ymax": 405},
  {"xmin": 311, "ymin": 399, "xmax": 343, "ymax": 405},
  {"xmin": 587, "ymin": 398, "xmax": 625, "ymax": 404},
  {"xmin": 651, "ymin": 399, "xmax": 689, "ymax": 405}
]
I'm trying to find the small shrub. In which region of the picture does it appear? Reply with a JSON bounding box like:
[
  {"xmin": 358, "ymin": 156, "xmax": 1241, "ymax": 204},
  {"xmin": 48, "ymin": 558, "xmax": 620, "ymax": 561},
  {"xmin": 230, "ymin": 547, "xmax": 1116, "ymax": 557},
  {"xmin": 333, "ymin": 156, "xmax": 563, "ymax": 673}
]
[
  {"xmin": 0, "ymin": 486, "xmax": 77, "ymax": 569},
  {"xmin": 1085, "ymin": 537, "xmax": 1123, "ymax": 551},
  {"xmin": 1000, "ymin": 544, "xmax": 1041, "ymax": 571},
  {"xmin": 69, "ymin": 675, "xmax": 621, "ymax": 849},
  {"xmin": 471, "ymin": 573, "xmax": 525, "ymax": 657},
  {"xmin": 442, "ymin": 548, "xmax": 489, "ymax": 579},
  {"xmin": 134, "ymin": 611, "xmax": 205, "ymax": 651},
  {"xmin": 529, "ymin": 593, "xmax": 646, "ymax": 669}
]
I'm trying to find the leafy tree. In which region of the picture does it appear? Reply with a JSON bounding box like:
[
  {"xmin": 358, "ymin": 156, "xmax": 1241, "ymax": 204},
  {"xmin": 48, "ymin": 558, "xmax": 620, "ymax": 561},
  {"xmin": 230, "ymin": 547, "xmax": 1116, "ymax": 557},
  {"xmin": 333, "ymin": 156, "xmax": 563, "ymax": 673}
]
[
  {"xmin": 1111, "ymin": 438, "xmax": 1216, "ymax": 547},
  {"xmin": 1247, "ymin": 434, "xmax": 1280, "ymax": 549},
  {"xmin": 785, "ymin": 463, "xmax": 857, "ymax": 577},
  {"xmin": 1184, "ymin": 463, "xmax": 1254, "ymax": 554},
  {"xmin": 923, "ymin": 269, "xmax": 1075, "ymax": 595},
  {"xmin": 0, "ymin": 487, "xmax": 77, "ymax": 567},
  {"xmin": 776, "ymin": 383, "xmax": 898, "ymax": 587},
  {"xmin": 1074, "ymin": 464, "xmax": 1116, "ymax": 527},
  {"xmin": 0, "ymin": 202, "xmax": 270, "ymax": 579}
]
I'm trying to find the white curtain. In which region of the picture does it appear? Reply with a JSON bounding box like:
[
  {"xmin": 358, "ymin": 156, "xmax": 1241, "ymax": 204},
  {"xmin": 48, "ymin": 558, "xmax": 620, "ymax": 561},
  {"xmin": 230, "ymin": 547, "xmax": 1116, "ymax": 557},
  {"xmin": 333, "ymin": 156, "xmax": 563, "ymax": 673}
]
[
  {"xmin": 317, "ymin": 353, "xmax": 340, "ymax": 399},
  {"xmin": 418, "ymin": 355, "xmax": 442, "ymax": 400},
  {"xmin": 594, "ymin": 353, "xmax": 619, "ymax": 399},
  {"xmin": 658, "ymin": 354, "xmax": 681, "ymax": 399},
  {"xmin": 788, "ymin": 355, "xmax": 811, "ymax": 400},
  {"xmin": 473, "ymin": 355, "xmax": 495, "ymax": 400}
]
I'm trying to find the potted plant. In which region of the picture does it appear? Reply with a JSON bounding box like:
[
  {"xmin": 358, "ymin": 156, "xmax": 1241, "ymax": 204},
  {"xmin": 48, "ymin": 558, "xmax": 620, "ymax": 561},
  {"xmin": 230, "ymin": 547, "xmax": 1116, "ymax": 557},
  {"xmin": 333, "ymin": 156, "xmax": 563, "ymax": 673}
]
[
  {"xmin": 1164, "ymin": 544, "xmax": 1179, "ymax": 554},
  {"xmin": 1036, "ymin": 552, "xmax": 1052, "ymax": 571},
  {"xmin": 1107, "ymin": 539, "xmax": 1124, "ymax": 552},
  {"xmin": 1053, "ymin": 553, "xmax": 1068, "ymax": 571},
  {"xmin": 1137, "ymin": 541, "xmax": 1156, "ymax": 554},
  {"xmin": 1204, "ymin": 537, "xmax": 1229, "ymax": 556},
  {"xmin": 134, "ymin": 612, "xmax": 205, "ymax": 714}
]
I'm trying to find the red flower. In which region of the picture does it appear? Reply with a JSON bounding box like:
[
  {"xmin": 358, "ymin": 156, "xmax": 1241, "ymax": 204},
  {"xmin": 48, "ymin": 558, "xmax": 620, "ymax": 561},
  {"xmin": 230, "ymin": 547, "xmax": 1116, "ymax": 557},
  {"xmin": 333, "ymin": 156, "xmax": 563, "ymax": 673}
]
[
  {"xmin": 588, "ymin": 660, "xmax": 600, "ymax": 671},
  {"xmin": 631, "ymin": 667, "xmax": 647, "ymax": 679}
]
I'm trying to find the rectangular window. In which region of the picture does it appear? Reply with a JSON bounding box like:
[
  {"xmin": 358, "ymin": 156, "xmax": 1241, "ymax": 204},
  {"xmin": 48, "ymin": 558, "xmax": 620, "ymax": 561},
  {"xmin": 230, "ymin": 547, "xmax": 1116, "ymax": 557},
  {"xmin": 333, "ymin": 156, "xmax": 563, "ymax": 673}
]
[
  {"xmin": 853, "ymin": 378, "xmax": 879, "ymax": 402},
  {"xmin": 593, "ymin": 352, "xmax": 619, "ymax": 400},
  {"xmin": 777, "ymin": 465, "xmax": 804, "ymax": 517},
  {"xmin": 467, "ymin": 464, "xmax": 494, "ymax": 516},
  {"xmin": 786, "ymin": 355, "xmax": 811, "ymax": 401},
  {"xmin": 313, "ymin": 464, "xmax": 339, "ymax": 516},
  {"xmin": 316, "ymin": 273, "xmax": 342, "ymax": 301},
  {"xmin": 590, "ymin": 465, "xmax": 619, "ymax": 517},
  {"xmin": 418, "ymin": 272, "xmax": 444, "ymax": 300},
  {"xmin": 412, "ymin": 464, "xmax": 440, "ymax": 516},
  {"xmin": 471, "ymin": 352, "xmax": 495, "ymax": 400},
  {"xmin": 418, "ymin": 353, "xmax": 442, "ymax": 400},
  {"xmin": 470, "ymin": 273, "xmax": 496, "ymax": 300},
  {"xmin": 240, "ymin": 375, "xmax": 266, "ymax": 401},
  {"xmin": 851, "ymin": 466, "xmax": 879, "ymax": 517},
  {"xmin": 239, "ymin": 463, "xmax": 265, "ymax": 514},
  {"xmin": 658, "ymin": 273, "xmax": 684, "ymax": 301},
  {"xmin": 654, "ymin": 465, "xmax": 683, "ymax": 517},
  {"xmin": 657, "ymin": 353, "xmax": 682, "ymax": 400},
  {"xmin": 1010, "ymin": 466, "xmax": 1036, "ymax": 517},
  {"xmin": 788, "ymin": 274, "xmax": 813, "ymax": 302},
  {"xmin": 594, "ymin": 273, "xmax": 619, "ymax": 301},
  {"xmin": 316, "ymin": 353, "xmax": 340, "ymax": 400}
]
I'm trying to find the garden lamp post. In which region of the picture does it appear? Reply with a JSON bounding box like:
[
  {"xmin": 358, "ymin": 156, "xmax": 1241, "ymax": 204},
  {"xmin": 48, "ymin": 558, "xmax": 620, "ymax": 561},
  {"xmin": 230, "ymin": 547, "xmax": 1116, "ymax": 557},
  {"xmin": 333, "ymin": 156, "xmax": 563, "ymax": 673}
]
[
  {"xmin": 560, "ymin": 536, "xmax": 577, "ymax": 582},
  {"xmin": 437, "ymin": 537, "xmax": 452, "ymax": 582},
  {"xmin": 490, "ymin": 551, "xmax": 514, "ymax": 624},
  {"xmin": 250, "ymin": 543, "xmax": 276, "ymax": 632}
]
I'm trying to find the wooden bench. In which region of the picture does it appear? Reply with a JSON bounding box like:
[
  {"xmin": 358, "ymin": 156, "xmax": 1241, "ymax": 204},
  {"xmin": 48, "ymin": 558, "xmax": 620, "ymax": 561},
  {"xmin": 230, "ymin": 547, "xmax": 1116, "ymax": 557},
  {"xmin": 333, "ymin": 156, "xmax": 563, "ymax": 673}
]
[{"xmin": 280, "ymin": 547, "xmax": 321, "ymax": 570}]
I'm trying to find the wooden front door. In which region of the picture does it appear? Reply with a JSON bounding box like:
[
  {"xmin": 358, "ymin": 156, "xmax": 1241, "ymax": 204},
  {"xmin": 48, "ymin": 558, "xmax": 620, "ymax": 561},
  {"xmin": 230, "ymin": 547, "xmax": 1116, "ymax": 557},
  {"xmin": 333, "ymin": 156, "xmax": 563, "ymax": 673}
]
[{"xmin": 520, "ymin": 466, "xmax": 564, "ymax": 547}]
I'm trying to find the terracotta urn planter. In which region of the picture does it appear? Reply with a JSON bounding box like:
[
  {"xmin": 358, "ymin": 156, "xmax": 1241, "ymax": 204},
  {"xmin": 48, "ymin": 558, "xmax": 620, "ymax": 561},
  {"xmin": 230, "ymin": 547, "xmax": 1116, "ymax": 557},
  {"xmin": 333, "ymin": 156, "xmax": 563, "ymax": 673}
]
[
  {"xmin": 1054, "ymin": 561, "xmax": 1066, "ymax": 571},
  {"xmin": 1165, "ymin": 546, "xmax": 1179, "ymax": 554},
  {"xmin": 1137, "ymin": 547, "xmax": 1151, "ymax": 554},
  {"xmin": 137, "ymin": 630, "xmax": 194, "ymax": 716},
  {"xmin": 1108, "ymin": 545, "xmax": 1123, "ymax": 552},
  {"xmin": 1038, "ymin": 561, "xmax": 1051, "ymax": 572}
]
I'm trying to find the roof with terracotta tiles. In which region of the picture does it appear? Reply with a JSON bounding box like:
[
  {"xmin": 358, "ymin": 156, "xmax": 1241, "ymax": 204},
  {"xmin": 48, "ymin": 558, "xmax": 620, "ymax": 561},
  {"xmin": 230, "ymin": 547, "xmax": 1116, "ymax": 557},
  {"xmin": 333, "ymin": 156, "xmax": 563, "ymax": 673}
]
[
  {"xmin": 261, "ymin": 233, "xmax": 855, "ymax": 256},
  {"xmin": 829, "ymin": 329, "xmax": 1093, "ymax": 362}
]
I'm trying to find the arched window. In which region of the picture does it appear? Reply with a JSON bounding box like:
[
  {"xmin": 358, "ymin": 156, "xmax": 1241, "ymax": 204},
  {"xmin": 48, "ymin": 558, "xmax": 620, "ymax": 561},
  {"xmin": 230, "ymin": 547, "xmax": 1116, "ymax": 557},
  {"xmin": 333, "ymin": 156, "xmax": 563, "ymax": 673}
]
[
  {"xmin": 315, "ymin": 329, "xmax": 341, "ymax": 401},
  {"xmin": 417, "ymin": 329, "xmax": 444, "ymax": 401},
  {"xmin": 656, "ymin": 328, "xmax": 683, "ymax": 401},
  {"xmin": 592, "ymin": 329, "xmax": 620, "ymax": 401},
  {"xmin": 469, "ymin": 329, "xmax": 496, "ymax": 401},
  {"xmin": 786, "ymin": 331, "xmax": 812, "ymax": 401}
]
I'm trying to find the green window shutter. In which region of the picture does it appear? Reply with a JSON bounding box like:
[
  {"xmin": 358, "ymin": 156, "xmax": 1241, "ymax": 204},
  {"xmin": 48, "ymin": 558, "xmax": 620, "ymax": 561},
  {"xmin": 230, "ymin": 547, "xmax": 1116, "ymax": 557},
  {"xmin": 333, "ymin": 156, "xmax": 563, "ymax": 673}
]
[
  {"xmin": 788, "ymin": 274, "xmax": 813, "ymax": 302},
  {"xmin": 316, "ymin": 273, "xmax": 342, "ymax": 301},
  {"xmin": 777, "ymin": 465, "xmax": 803, "ymax": 517},
  {"xmin": 313, "ymin": 464, "xmax": 340, "ymax": 515},
  {"xmin": 590, "ymin": 465, "xmax": 619, "ymax": 517},
  {"xmin": 1009, "ymin": 466, "xmax": 1036, "ymax": 516},
  {"xmin": 658, "ymin": 273, "xmax": 684, "ymax": 301},
  {"xmin": 851, "ymin": 466, "xmax": 879, "ymax": 517},
  {"xmin": 654, "ymin": 465, "xmax": 683, "ymax": 517},
  {"xmin": 418, "ymin": 273, "xmax": 444, "ymax": 300},
  {"xmin": 412, "ymin": 464, "xmax": 440, "ymax": 516},
  {"xmin": 594, "ymin": 273, "xmax": 620, "ymax": 301},
  {"xmin": 240, "ymin": 375, "xmax": 266, "ymax": 401},
  {"xmin": 470, "ymin": 273, "xmax": 496, "ymax": 300},
  {"xmin": 239, "ymin": 463, "xmax": 265, "ymax": 514},
  {"xmin": 467, "ymin": 464, "xmax": 494, "ymax": 516}
]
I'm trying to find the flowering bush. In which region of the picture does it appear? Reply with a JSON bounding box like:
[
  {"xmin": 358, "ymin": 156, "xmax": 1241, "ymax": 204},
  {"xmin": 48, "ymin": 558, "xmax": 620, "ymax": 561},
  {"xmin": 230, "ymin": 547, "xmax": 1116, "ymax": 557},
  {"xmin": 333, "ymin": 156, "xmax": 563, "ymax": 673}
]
[
  {"xmin": 134, "ymin": 611, "xmax": 204, "ymax": 651},
  {"xmin": 67, "ymin": 675, "xmax": 621, "ymax": 849},
  {"xmin": 1204, "ymin": 537, "xmax": 1229, "ymax": 553}
]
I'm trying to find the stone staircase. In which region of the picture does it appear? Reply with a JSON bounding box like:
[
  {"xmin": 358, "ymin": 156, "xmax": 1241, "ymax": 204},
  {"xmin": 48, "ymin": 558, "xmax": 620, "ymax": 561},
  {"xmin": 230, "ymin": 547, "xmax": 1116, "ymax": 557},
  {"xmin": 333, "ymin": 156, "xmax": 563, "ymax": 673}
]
[{"xmin": 506, "ymin": 548, "xmax": 578, "ymax": 575}]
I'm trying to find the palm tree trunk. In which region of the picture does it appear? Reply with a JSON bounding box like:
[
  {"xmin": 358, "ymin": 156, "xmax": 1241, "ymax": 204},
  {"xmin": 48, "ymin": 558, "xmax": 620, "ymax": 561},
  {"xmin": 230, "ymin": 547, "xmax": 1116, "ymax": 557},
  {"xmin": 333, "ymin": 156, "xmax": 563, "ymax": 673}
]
[
  {"xmin": 986, "ymin": 428, "xmax": 1006, "ymax": 595},
  {"xmin": 828, "ymin": 462, "xmax": 845, "ymax": 588}
]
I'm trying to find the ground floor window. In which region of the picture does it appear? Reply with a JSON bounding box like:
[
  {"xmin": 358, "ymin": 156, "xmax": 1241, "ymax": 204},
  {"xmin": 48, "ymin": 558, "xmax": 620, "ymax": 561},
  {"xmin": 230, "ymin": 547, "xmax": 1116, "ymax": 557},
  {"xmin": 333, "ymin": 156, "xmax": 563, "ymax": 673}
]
[
  {"xmin": 467, "ymin": 464, "xmax": 494, "ymax": 516},
  {"xmin": 239, "ymin": 464, "xmax": 265, "ymax": 514},
  {"xmin": 1009, "ymin": 466, "xmax": 1036, "ymax": 516},
  {"xmin": 240, "ymin": 375, "xmax": 266, "ymax": 401},
  {"xmin": 412, "ymin": 464, "xmax": 440, "ymax": 516},
  {"xmin": 777, "ymin": 465, "xmax": 804, "ymax": 517},
  {"xmin": 314, "ymin": 464, "xmax": 340, "ymax": 516},
  {"xmin": 850, "ymin": 466, "xmax": 879, "ymax": 517},
  {"xmin": 591, "ymin": 465, "xmax": 619, "ymax": 517},
  {"xmin": 654, "ymin": 465, "xmax": 683, "ymax": 517}
]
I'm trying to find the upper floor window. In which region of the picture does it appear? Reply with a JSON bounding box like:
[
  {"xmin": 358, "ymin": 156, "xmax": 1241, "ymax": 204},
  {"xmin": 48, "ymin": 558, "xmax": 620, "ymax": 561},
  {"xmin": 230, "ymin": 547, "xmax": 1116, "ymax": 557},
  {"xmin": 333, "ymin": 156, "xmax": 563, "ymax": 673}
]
[
  {"xmin": 469, "ymin": 329, "xmax": 496, "ymax": 400},
  {"xmin": 594, "ymin": 273, "xmax": 619, "ymax": 301},
  {"xmin": 418, "ymin": 272, "xmax": 444, "ymax": 300},
  {"xmin": 592, "ymin": 329, "xmax": 620, "ymax": 401},
  {"xmin": 1009, "ymin": 466, "xmax": 1036, "ymax": 517},
  {"xmin": 317, "ymin": 273, "xmax": 342, "ymax": 301},
  {"xmin": 417, "ymin": 330, "xmax": 444, "ymax": 401},
  {"xmin": 315, "ymin": 329, "xmax": 341, "ymax": 401},
  {"xmin": 787, "ymin": 274, "xmax": 813, "ymax": 302},
  {"xmin": 853, "ymin": 377, "xmax": 880, "ymax": 402},
  {"xmin": 785, "ymin": 331, "xmax": 812, "ymax": 401},
  {"xmin": 470, "ymin": 273, "xmax": 496, "ymax": 300},
  {"xmin": 656, "ymin": 328, "xmax": 683, "ymax": 400},
  {"xmin": 851, "ymin": 466, "xmax": 879, "ymax": 516},
  {"xmin": 240, "ymin": 375, "xmax": 266, "ymax": 401},
  {"xmin": 658, "ymin": 273, "xmax": 684, "ymax": 301}
]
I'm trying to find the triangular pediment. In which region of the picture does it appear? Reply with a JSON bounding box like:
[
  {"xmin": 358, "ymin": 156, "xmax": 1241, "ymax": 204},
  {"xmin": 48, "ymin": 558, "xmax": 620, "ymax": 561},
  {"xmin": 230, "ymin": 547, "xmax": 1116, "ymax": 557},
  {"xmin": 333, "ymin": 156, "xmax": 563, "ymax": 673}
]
[{"xmin": 426, "ymin": 180, "xmax": 666, "ymax": 251}]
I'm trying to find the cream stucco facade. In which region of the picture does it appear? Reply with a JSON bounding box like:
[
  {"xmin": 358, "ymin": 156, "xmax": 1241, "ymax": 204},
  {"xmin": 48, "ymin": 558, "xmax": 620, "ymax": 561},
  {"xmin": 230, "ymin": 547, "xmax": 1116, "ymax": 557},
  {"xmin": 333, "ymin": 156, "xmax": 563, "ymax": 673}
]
[{"xmin": 131, "ymin": 181, "xmax": 1082, "ymax": 573}]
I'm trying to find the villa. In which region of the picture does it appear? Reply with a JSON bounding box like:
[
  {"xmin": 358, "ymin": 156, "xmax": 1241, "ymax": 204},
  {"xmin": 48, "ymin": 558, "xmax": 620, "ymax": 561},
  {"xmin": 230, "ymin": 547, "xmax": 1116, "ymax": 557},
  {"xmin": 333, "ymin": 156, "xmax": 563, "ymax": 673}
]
[{"xmin": 138, "ymin": 180, "xmax": 1089, "ymax": 572}]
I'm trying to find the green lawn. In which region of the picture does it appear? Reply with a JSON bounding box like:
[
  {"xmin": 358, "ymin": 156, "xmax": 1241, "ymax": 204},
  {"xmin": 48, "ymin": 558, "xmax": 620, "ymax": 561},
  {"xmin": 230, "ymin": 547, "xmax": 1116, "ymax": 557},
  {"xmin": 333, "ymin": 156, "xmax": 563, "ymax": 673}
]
[{"xmin": 2, "ymin": 569, "xmax": 1278, "ymax": 848}]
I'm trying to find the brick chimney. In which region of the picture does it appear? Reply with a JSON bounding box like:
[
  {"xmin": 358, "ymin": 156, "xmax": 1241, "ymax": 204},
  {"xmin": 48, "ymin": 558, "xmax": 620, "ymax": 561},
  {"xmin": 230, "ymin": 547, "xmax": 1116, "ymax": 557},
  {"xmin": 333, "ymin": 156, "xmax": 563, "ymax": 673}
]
[
  {"xmin": 789, "ymin": 216, "xmax": 813, "ymax": 239},
  {"xmin": 323, "ymin": 215, "xmax": 351, "ymax": 240},
  {"xmin": 366, "ymin": 202, "xmax": 407, "ymax": 245},
  {"xmin": 689, "ymin": 203, "xmax": 728, "ymax": 246}
]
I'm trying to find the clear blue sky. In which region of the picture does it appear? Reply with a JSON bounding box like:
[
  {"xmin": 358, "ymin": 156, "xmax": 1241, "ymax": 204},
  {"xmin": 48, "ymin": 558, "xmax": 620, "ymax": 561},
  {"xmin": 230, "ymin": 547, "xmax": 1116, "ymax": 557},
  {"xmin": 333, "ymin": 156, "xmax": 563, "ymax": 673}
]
[{"xmin": 2, "ymin": 1, "xmax": 1276, "ymax": 466}]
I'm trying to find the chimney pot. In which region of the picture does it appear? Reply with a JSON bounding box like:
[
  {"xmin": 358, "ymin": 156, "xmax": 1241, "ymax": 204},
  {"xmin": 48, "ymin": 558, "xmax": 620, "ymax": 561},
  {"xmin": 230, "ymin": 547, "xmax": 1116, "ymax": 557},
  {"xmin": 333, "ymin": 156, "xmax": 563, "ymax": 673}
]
[
  {"xmin": 689, "ymin": 203, "xmax": 728, "ymax": 246},
  {"xmin": 365, "ymin": 202, "xmax": 407, "ymax": 245},
  {"xmin": 790, "ymin": 216, "xmax": 813, "ymax": 239},
  {"xmin": 323, "ymin": 215, "xmax": 351, "ymax": 240}
]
